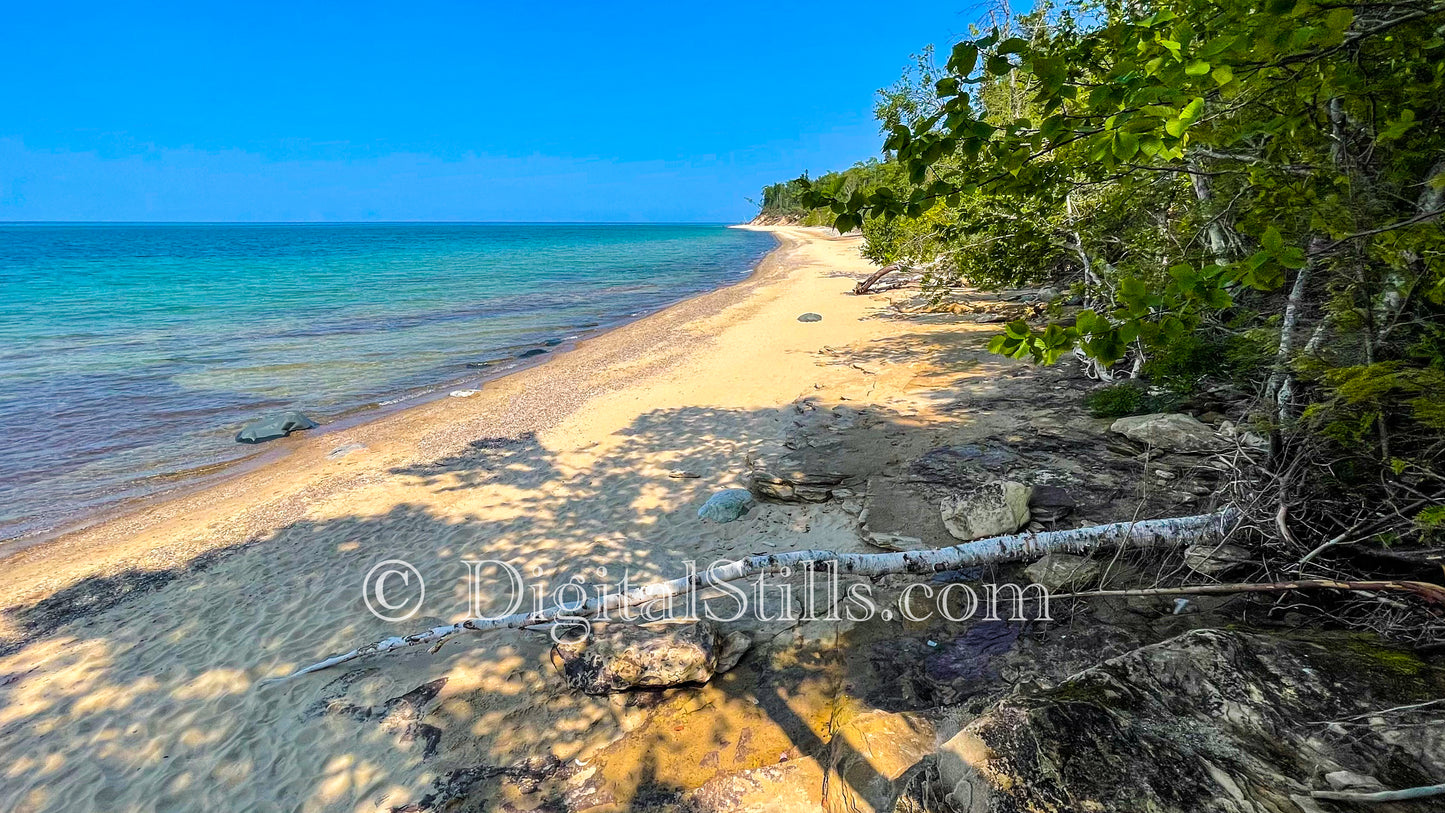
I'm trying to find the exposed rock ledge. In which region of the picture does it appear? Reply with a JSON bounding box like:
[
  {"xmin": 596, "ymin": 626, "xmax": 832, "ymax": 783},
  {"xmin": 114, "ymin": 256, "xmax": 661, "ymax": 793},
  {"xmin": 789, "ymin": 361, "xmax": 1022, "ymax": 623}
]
[{"xmin": 896, "ymin": 629, "xmax": 1445, "ymax": 813}]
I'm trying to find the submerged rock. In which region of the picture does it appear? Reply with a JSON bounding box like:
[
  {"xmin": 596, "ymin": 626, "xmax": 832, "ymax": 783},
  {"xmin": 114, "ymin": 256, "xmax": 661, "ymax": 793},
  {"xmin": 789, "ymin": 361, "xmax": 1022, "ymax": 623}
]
[
  {"xmin": 905, "ymin": 629, "xmax": 1445, "ymax": 812},
  {"xmin": 698, "ymin": 489, "xmax": 755, "ymax": 522},
  {"xmin": 551, "ymin": 621, "xmax": 751, "ymax": 695},
  {"xmin": 235, "ymin": 410, "xmax": 317, "ymax": 444},
  {"xmin": 940, "ymin": 481, "xmax": 1032, "ymax": 541},
  {"xmin": 518, "ymin": 347, "xmax": 548, "ymax": 358},
  {"xmin": 1110, "ymin": 412, "xmax": 1223, "ymax": 452}
]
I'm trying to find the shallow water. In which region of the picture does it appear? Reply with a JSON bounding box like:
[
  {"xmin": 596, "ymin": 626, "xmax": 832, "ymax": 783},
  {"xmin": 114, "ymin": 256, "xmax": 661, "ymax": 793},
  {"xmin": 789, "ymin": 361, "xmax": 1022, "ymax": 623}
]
[{"xmin": 0, "ymin": 223, "xmax": 775, "ymax": 540}]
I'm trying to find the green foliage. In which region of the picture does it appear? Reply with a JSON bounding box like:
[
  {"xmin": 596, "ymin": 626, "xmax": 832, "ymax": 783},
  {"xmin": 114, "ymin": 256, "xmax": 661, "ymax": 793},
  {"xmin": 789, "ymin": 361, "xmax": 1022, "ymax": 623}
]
[
  {"xmin": 1084, "ymin": 382, "xmax": 1178, "ymax": 418},
  {"xmin": 768, "ymin": 0, "xmax": 1445, "ymax": 498}
]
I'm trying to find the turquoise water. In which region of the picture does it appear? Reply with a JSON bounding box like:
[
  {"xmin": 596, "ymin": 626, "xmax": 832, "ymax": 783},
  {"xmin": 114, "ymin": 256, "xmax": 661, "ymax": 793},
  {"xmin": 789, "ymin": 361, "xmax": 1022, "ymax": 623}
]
[{"xmin": 0, "ymin": 223, "xmax": 776, "ymax": 540}]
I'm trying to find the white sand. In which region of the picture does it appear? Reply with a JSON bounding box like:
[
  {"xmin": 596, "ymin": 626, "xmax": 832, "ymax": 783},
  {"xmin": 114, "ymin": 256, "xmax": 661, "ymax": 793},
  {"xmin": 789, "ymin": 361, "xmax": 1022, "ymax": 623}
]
[{"xmin": 0, "ymin": 227, "xmax": 1012, "ymax": 812}]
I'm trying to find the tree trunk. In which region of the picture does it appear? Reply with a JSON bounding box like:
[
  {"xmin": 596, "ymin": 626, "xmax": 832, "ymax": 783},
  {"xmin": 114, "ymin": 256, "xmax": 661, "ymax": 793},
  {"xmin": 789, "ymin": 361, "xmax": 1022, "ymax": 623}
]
[{"xmin": 271, "ymin": 510, "xmax": 1237, "ymax": 682}]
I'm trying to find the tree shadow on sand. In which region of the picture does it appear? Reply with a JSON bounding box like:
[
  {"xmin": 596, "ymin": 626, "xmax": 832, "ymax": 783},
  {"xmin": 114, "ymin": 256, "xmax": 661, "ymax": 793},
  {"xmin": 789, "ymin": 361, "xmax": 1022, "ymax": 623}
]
[{"xmin": 0, "ymin": 353, "xmax": 1217, "ymax": 811}]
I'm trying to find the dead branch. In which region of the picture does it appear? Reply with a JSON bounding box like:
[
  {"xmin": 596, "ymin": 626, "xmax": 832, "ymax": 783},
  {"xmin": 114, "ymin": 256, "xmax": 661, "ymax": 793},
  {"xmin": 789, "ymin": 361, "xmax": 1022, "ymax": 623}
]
[
  {"xmin": 1049, "ymin": 579, "xmax": 1445, "ymax": 605},
  {"xmin": 854, "ymin": 264, "xmax": 902, "ymax": 294},
  {"xmin": 268, "ymin": 510, "xmax": 1237, "ymax": 683}
]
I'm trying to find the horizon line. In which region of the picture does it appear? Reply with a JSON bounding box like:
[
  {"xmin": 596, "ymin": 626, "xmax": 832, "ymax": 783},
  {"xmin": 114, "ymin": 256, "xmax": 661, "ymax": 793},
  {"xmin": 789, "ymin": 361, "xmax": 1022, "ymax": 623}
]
[{"xmin": 0, "ymin": 220, "xmax": 747, "ymax": 226}]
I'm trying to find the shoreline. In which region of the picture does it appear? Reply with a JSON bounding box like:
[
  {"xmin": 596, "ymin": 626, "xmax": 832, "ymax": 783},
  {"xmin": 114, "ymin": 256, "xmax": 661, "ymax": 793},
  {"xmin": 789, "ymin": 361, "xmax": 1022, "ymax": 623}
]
[
  {"xmin": 0, "ymin": 226, "xmax": 819, "ymax": 608},
  {"xmin": 0, "ymin": 227, "xmax": 784, "ymax": 560},
  {"xmin": 4, "ymin": 224, "xmax": 1024, "ymax": 812}
]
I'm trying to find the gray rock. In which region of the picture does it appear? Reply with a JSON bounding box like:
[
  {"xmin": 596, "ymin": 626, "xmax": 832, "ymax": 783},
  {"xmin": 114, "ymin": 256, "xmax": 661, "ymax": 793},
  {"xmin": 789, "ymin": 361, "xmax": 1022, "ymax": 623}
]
[
  {"xmin": 698, "ymin": 489, "xmax": 755, "ymax": 522},
  {"xmin": 327, "ymin": 442, "xmax": 366, "ymax": 459},
  {"xmin": 1028, "ymin": 485, "xmax": 1075, "ymax": 523},
  {"xmin": 748, "ymin": 469, "xmax": 842, "ymax": 503},
  {"xmin": 1110, "ymin": 412, "xmax": 1224, "ymax": 452},
  {"xmin": 797, "ymin": 312, "xmax": 823, "ymax": 322},
  {"xmin": 235, "ymin": 410, "xmax": 317, "ymax": 444},
  {"xmin": 667, "ymin": 468, "xmax": 700, "ymax": 479},
  {"xmin": 551, "ymin": 621, "xmax": 751, "ymax": 695},
  {"xmin": 913, "ymin": 630, "xmax": 1445, "ymax": 813},
  {"xmin": 1024, "ymin": 553, "xmax": 1102, "ymax": 591},
  {"xmin": 1036, "ymin": 286, "xmax": 1061, "ymax": 302},
  {"xmin": 1183, "ymin": 542, "xmax": 1253, "ymax": 576},
  {"xmin": 940, "ymin": 481, "xmax": 1032, "ymax": 541}
]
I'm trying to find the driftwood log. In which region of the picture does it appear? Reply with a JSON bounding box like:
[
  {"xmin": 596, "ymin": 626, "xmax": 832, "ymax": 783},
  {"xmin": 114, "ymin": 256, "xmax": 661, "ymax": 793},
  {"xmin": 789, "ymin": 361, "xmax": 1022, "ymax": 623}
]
[
  {"xmin": 854, "ymin": 264, "xmax": 901, "ymax": 294},
  {"xmin": 269, "ymin": 510, "xmax": 1237, "ymax": 682}
]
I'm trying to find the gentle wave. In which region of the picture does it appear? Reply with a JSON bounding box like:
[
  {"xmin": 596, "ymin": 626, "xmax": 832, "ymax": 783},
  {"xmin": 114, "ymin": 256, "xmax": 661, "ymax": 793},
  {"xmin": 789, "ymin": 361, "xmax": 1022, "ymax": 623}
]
[{"xmin": 0, "ymin": 223, "xmax": 775, "ymax": 540}]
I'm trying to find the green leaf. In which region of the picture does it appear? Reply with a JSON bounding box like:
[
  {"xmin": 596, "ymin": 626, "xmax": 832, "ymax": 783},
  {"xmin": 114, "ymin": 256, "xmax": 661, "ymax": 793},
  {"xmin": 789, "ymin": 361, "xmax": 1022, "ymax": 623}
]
[
  {"xmin": 948, "ymin": 42, "xmax": 979, "ymax": 75},
  {"xmin": 1211, "ymin": 65, "xmax": 1233, "ymax": 86},
  {"xmin": 1184, "ymin": 60, "xmax": 1210, "ymax": 76},
  {"xmin": 997, "ymin": 37, "xmax": 1029, "ymax": 55},
  {"xmin": 1262, "ymin": 225, "xmax": 1284, "ymax": 254}
]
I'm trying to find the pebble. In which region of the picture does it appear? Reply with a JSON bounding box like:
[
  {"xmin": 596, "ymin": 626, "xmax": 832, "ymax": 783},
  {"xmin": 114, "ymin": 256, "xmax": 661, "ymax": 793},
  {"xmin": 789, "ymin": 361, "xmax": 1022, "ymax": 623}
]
[{"xmin": 798, "ymin": 312, "xmax": 823, "ymax": 322}]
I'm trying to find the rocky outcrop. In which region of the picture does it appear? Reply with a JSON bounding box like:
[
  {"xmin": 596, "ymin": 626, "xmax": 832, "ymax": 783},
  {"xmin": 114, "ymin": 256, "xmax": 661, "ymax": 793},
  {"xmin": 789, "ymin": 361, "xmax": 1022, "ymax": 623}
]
[
  {"xmin": 550, "ymin": 621, "xmax": 751, "ymax": 695},
  {"xmin": 1110, "ymin": 412, "xmax": 1224, "ymax": 452},
  {"xmin": 898, "ymin": 629, "xmax": 1445, "ymax": 812},
  {"xmin": 940, "ymin": 481, "xmax": 1032, "ymax": 541}
]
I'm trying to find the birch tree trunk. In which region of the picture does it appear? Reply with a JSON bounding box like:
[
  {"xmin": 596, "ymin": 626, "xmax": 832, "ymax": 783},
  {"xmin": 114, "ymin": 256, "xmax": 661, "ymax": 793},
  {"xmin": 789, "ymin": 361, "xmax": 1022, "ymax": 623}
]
[{"xmin": 272, "ymin": 510, "xmax": 1237, "ymax": 682}]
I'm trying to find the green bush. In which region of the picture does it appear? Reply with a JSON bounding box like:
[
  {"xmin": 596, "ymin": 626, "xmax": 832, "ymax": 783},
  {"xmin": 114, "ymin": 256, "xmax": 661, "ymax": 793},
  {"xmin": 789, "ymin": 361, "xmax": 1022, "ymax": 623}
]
[{"xmin": 1084, "ymin": 383, "xmax": 1177, "ymax": 418}]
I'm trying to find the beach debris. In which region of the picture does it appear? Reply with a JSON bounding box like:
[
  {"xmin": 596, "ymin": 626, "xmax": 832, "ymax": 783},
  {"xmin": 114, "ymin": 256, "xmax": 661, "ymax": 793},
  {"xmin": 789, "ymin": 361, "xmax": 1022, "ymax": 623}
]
[
  {"xmin": 271, "ymin": 510, "xmax": 1238, "ymax": 681},
  {"xmin": 940, "ymin": 481, "xmax": 1033, "ymax": 541},
  {"xmin": 667, "ymin": 469, "xmax": 700, "ymax": 479},
  {"xmin": 235, "ymin": 410, "xmax": 317, "ymax": 444},
  {"xmin": 797, "ymin": 312, "xmax": 823, "ymax": 322},
  {"xmin": 1109, "ymin": 412, "xmax": 1224, "ymax": 453},
  {"xmin": 550, "ymin": 621, "xmax": 751, "ymax": 695},
  {"xmin": 698, "ymin": 489, "xmax": 754, "ymax": 522},
  {"xmin": 1023, "ymin": 552, "xmax": 1102, "ymax": 592},
  {"xmin": 448, "ymin": 389, "xmax": 479, "ymax": 397},
  {"xmin": 327, "ymin": 442, "xmax": 366, "ymax": 459}
]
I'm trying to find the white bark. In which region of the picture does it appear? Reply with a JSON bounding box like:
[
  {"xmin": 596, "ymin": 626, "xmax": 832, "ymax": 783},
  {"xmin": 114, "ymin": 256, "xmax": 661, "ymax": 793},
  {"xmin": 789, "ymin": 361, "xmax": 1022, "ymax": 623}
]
[
  {"xmin": 271, "ymin": 510, "xmax": 1237, "ymax": 682},
  {"xmin": 1265, "ymin": 262, "xmax": 1312, "ymax": 421}
]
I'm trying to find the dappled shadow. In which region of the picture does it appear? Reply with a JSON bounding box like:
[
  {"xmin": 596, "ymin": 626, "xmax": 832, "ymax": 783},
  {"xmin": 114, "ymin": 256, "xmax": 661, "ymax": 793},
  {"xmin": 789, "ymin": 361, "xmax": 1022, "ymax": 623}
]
[{"xmin": 0, "ymin": 324, "xmax": 1246, "ymax": 811}]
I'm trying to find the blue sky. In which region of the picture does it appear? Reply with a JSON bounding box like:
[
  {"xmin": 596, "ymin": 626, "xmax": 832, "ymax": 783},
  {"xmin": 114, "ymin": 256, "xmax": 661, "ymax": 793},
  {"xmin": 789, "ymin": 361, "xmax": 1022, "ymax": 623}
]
[{"xmin": 0, "ymin": 2, "xmax": 981, "ymax": 222}]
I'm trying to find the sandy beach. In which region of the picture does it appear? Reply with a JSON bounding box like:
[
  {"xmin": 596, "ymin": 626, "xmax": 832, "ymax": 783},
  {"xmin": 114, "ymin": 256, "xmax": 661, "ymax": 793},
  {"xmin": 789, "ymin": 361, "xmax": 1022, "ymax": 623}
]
[{"xmin": 0, "ymin": 226, "xmax": 1172, "ymax": 812}]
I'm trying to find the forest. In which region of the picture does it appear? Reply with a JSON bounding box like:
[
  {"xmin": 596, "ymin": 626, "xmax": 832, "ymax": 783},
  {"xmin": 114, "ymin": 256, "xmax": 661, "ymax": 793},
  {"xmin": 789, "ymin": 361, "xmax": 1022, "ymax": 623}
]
[{"xmin": 760, "ymin": 0, "xmax": 1445, "ymax": 599}]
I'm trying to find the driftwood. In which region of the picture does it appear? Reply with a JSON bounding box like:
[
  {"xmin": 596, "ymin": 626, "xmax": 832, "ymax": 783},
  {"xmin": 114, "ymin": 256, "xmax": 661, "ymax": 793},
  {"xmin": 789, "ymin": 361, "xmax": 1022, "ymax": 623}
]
[
  {"xmin": 1311, "ymin": 783, "xmax": 1445, "ymax": 803},
  {"xmin": 854, "ymin": 264, "xmax": 901, "ymax": 295},
  {"xmin": 269, "ymin": 510, "xmax": 1236, "ymax": 682},
  {"xmin": 1050, "ymin": 579, "xmax": 1445, "ymax": 605}
]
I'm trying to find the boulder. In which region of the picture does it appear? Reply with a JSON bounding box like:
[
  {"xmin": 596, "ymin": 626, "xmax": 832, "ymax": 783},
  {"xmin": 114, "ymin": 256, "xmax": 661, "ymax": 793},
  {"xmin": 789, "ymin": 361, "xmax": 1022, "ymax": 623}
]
[
  {"xmin": 1183, "ymin": 542, "xmax": 1254, "ymax": 577},
  {"xmin": 699, "ymin": 489, "xmax": 755, "ymax": 522},
  {"xmin": 550, "ymin": 621, "xmax": 750, "ymax": 695},
  {"xmin": 940, "ymin": 481, "xmax": 1032, "ymax": 541},
  {"xmin": 235, "ymin": 410, "xmax": 317, "ymax": 444},
  {"xmin": 907, "ymin": 629, "xmax": 1445, "ymax": 813},
  {"xmin": 1023, "ymin": 553, "xmax": 1102, "ymax": 591},
  {"xmin": 1110, "ymin": 412, "xmax": 1223, "ymax": 452}
]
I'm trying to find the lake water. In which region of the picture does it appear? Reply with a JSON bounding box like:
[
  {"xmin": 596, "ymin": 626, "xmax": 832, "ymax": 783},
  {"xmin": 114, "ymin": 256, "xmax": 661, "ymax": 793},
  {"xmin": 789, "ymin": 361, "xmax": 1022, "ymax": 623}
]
[{"xmin": 0, "ymin": 223, "xmax": 776, "ymax": 541}]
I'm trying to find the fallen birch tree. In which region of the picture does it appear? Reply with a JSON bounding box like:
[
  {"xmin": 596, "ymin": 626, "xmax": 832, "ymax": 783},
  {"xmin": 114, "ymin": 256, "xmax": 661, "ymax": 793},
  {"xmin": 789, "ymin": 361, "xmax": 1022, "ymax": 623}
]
[{"xmin": 271, "ymin": 510, "xmax": 1237, "ymax": 682}]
